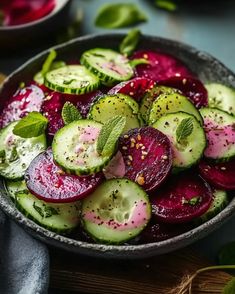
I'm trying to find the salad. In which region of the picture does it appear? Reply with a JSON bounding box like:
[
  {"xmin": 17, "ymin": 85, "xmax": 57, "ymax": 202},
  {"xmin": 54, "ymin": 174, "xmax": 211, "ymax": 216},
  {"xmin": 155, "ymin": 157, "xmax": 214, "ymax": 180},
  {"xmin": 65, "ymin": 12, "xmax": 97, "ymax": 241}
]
[
  {"xmin": 0, "ymin": 0, "xmax": 55, "ymax": 26},
  {"xmin": 0, "ymin": 34, "xmax": 235, "ymax": 245}
]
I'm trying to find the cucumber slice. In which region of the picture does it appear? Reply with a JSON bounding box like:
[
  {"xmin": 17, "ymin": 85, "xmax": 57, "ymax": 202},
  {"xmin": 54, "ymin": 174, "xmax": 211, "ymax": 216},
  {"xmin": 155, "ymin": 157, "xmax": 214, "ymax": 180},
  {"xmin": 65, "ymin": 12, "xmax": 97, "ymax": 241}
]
[
  {"xmin": 206, "ymin": 83, "xmax": 235, "ymax": 116},
  {"xmin": 140, "ymin": 86, "xmax": 178, "ymax": 123},
  {"xmin": 0, "ymin": 122, "xmax": 47, "ymax": 180},
  {"xmin": 153, "ymin": 112, "xmax": 206, "ymax": 169},
  {"xmin": 82, "ymin": 179, "xmax": 151, "ymax": 244},
  {"xmin": 15, "ymin": 190, "xmax": 80, "ymax": 233},
  {"xmin": 88, "ymin": 94, "xmax": 141, "ymax": 133},
  {"xmin": 195, "ymin": 190, "xmax": 228, "ymax": 224},
  {"xmin": 52, "ymin": 120, "xmax": 111, "ymax": 175},
  {"xmin": 148, "ymin": 93, "xmax": 203, "ymax": 125},
  {"xmin": 81, "ymin": 48, "xmax": 134, "ymax": 85},
  {"xmin": 5, "ymin": 179, "xmax": 27, "ymax": 201},
  {"xmin": 44, "ymin": 65, "xmax": 100, "ymax": 94},
  {"xmin": 200, "ymin": 108, "xmax": 235, "ymax": 161}
]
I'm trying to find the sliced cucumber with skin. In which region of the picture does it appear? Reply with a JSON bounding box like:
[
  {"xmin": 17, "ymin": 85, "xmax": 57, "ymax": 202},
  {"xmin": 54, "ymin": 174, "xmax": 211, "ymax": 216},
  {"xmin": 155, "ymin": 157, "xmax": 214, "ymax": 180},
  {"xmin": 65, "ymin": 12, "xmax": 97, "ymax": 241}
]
[
  {"xmin": 148, "ymin": 93, "xmax": 203, "ymax": 125},
  {"xmin": 0, "ymin": 122, "xmax": 47, "ymax": 180},
  {"xmin": 206, "ymin": 83, "xmax": 235, "ymax": 116},
  {"xmin": 88, "ymin": 94, "xmax": 142, "ymax": 133},
  {"xmin": 140, "ymin": 86, "xmax": 178, "ymax": 123},
  {"xmin": 81, "ymin": 48, "xmax": 134, "ymax": 85},
  {"xmin": 44, "ymin": 65, "xmax": 100, "ymax": 94},
  {"xmin": 5, "ymin": 179, "xmax": 27, "ymax": 201},
  {"xmin": 194, "ymin": 190, "xmax": 228, "ymax": 224},
  {"xmin": 200, "ymin": 108, "xmax": 235, "ymax": 161},
  {"xmin": 153, "ymin": 112, "xmax": 206, "ymax": 169},
  {"xmin": 52, "ymin": 120, "xmax": 111, "ymax": 175},
  {"xmin": 15, "ymin": 190, "xmax": 81, "ymax": 233},
  {"xmin": 82, "ymin": 179, "xmax": 151, "ymax": 244}
]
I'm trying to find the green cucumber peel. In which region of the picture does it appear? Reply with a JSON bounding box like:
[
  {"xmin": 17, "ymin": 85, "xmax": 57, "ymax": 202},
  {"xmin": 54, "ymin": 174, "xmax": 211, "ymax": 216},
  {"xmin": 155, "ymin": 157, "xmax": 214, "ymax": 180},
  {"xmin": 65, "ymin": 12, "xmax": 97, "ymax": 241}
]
[
  {"xmin": 61, "ymin": 102, "xmax": 82, "ymax": 125},
  {"xmin": 119, "ymin": 29, "xmax": 141, "ymax": 57},
  {"xmin": 176, "ymin": 117, "xmax": 194, "ymax": 144},
  {"xmin": 13, "ymin": 112, "xmax": 48, "ymax": 138},
  {"xmin": 95, "ymin": 3, "xmax": 147, "ymax": 29},
  {"xmin": 97, "ymin": 115, "xmax": 126, "ymax": 157}
]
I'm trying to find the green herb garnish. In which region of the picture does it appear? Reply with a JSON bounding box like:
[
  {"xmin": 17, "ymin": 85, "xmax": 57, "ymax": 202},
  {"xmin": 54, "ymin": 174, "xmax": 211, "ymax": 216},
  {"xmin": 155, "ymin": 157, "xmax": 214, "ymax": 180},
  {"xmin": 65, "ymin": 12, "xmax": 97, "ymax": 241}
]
[
  {"xmin": 13, "ymin": 112, "xmax": 48, "ymax": 138},
  {"xmin": 129, "ymin": 58, "xmax": 149, "ymax": 68},
  {"xmin": 176, "ymin": 117, "xmax": 194, "ymax": 144},
  {"xmin": 44, "ymin": 206, "xmax": 59, "ymax": 218},
  {"xmin": 61, "ymin": 102, "xmax": 82, "ymax": 125},
  {"xmin": 33, "ymin": 202, "xmax": 44, "ymax": 218},
  {"xmin": 155, "ymin": 0, "xmax": 177, "ymax": 11},
  {"xmin": 182, "ymin": 196, "xmax": 201, "ymax": 206},
  {"xmin": 97, "ymin": 116, "xmax": 126, "ymax": 157},
  {"xmin": 223, "ymin": 277, "xmax": 235, "ymax": 294},
  {"xmin": 119, "ymin": 29, "xmax": 141, "ymax": 56},
  {"xmin": 95, "ymin": 3, "xmax": 147, "ymax": 29}
]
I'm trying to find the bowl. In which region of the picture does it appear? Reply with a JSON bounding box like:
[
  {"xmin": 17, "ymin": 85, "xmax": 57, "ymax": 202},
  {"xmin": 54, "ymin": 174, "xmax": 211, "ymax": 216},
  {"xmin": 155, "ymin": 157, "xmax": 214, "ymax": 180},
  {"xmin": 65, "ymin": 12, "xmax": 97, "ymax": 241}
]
[
  {"xmin": 0, "ymin": 33, "xmax": 235, "ymax": 259},
  {"xmin": 0, "ymin": 0, "xmax": 71, "ymax": 50}
]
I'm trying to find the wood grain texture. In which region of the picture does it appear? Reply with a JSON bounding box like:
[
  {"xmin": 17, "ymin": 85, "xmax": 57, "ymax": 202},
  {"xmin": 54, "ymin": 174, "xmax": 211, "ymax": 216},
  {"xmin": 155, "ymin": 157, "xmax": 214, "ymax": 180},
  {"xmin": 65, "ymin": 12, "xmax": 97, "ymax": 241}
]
[{"xmin": 49, "ymin": 247, "xmax": 232, "ymax": 294}]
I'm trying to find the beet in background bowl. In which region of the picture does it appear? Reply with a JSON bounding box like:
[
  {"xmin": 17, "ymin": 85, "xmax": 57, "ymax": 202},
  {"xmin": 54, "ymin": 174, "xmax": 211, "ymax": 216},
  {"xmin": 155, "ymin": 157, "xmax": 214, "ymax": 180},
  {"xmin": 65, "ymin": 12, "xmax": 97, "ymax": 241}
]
[
  {"xmin": 0, "ymin": 0, "xmax": 71, "ymax": 50},
  {"xmin": 0, "ymin": 34, "xmax": 235, "ymax": 259}
]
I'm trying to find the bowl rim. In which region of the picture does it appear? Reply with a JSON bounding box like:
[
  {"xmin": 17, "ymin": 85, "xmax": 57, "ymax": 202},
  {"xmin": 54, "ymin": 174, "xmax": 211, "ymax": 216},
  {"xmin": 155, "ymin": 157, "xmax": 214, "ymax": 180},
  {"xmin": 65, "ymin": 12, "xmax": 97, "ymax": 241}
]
[
  {"xmin": 1, "ymin": 33, "xmax": 235, "ymax": 257},
  {"xmin": 0, "ymin": 0, "xmax": 71, "ymax": 31}
]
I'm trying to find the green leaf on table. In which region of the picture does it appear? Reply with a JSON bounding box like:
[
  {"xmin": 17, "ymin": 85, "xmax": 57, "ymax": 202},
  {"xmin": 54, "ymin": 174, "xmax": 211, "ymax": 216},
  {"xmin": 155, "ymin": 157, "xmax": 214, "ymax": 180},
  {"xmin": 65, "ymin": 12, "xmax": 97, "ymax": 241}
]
[
  {"xmin": 155, "ymin": 0, "xmax": 177, "ymax": 11},
  {"xmin": 119, "ymin": 29, "xmax": 141, "ymax": 56},
  {"xmin": 218, "ymin": 242, "xmax": 235, "ymax": 265},
  {"xmin": 223, "ymin": 277, "xmax": 235, "ymax": 294},
  {"xmin": 13, "ymin": 112, "xmax": 48, "ymax": 138},
  {"xmin": 176, "ymin": 117, "xmax": 194, "ymax": 143},
  {"xmin": 95, "ymin": 3, "xmax": 148, "ymax": 29},
  {"xmin": 62, "ymin": 102, "xmax": 82, "ymax": 125},
  {"xmin": 97, "ymin": 116, "xmax": 126, "ymax": 157}
]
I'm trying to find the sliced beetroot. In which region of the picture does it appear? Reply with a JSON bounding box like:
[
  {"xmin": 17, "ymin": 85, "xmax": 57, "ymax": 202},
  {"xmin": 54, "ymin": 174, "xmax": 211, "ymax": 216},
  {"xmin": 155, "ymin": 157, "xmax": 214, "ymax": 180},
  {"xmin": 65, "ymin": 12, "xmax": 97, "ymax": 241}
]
[
  {"xmin": 131, "ymin": 50, "xmax": 195, "ymax": 82},
  {"xmin": 151, "ymin": 173, "xmax": 213, "ymax": 224},
  {"xmin": 41, "ymin": 91, "xmax": 65, "ymax": 139},
  {"xmin": 41, "ymin": 90, "xmax": 103, "ymax": 139},
  {"xmin": 119, "ymin": 127, "xmax": 173, "ymax": 192},
  {"xmin": 138, "ymin": 220, "xmax": 192, "ymax": 243},
  {"xmin": 66, "ymin": 90, "xmax": 103, "ymax": 117},
  {"xmin": 25, "ymin": 149, "xmax": 103, "ymax": 203},
  {"xmin": 199, "ymin": 158, "xmax": 235, "ymax": 190},
  {"xmin": 158, "ymin": 76, "xmax": 208, "ymax": 108},
  {"xmin": 107, "ymin": 77, "xmax": 155, "ymax": 102},
  {"xmin": 0, "ymin": 84, "xmax": 45, "ymax": 128}
]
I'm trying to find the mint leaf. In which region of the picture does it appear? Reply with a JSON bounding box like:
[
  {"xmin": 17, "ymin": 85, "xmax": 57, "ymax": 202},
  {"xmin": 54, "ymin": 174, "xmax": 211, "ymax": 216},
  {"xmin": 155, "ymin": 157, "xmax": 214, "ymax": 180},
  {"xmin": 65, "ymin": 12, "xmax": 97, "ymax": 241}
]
[
  {"xmin": 119, "ymin": 29, "xmax": 141, "ymax": 56},
  {"xmin": 176, "ymin": 117, "xmax": 194, "ymax": 143},
  {"xmin": 129, "ymin": 58, "xmax": 149, "ymax": 68},
  {"xmin": 155, "ymin": 0, "xmax": 177, "ymax": 11},
  {"xmin": 223, "ymin": 277, "xmax": 235, "ymax": 294},
  {"xmin": 95, "ymin": 3, "xmax": 147, "ymax": 29},
  {"xmin": 13, "ymin": 112, "xmax": 48, "ymax": 138},
  {"xmin": 62, "ymin": 102, "xmax": 82, "ymax": 125},
  {"xmin": 97, "ymin": 116, "xmax": 126, "ymax": 157}
]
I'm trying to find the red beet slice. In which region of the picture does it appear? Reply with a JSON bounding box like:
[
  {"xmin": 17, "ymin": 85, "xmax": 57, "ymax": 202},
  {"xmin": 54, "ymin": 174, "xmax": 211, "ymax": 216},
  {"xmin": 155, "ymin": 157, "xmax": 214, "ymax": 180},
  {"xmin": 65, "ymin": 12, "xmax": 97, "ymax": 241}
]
[
  {"xmin": 25, "ymin": 149, "xmax": 103, "ymax": 203},
  {"xmin": 0, "ymin": 84, "xmax": 45, "ymax": 128},
  {"xmin": 107, "ymin": 77, "xmax": 155, "ymax": 102},
  {"xmin": 119, "ymin": 127, "xmax": 173, "ymax": 192},
  {"xmin": 199, "ymin": 158, "xmax": 235, "ymax": 190},
  {"xmin": 41, "ymin": 90, "xmax": 103, "ymax": 138},
  {"xmin": 131, "ymin": 50, "xmax": 195, "ymax": 82},
  {"xmin": 158, "ymin": 76, "xmax": 208, "ymax": 108},
  {"xmin": 151, "ymin": 173, "xmax": 213, "ymax": 223},
  {"xmin": 41, "ymin": 91, "xmax": 65, "ymax": 139},
  {"xmin": 138, "ymin": 220, "xmax": 192, "ymax": 243}
]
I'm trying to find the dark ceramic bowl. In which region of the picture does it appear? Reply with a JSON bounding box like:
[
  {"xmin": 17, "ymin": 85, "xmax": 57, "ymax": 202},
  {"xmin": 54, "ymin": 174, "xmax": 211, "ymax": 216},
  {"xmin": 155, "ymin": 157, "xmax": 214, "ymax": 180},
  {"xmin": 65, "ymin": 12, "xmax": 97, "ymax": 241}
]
[
  {"xmin": 0, "ymin": 34, "xmax": 235, "ymax": 259},
  {"xmin": 0, "ymin": 0, "xmax": 71, "ymax": 50}
]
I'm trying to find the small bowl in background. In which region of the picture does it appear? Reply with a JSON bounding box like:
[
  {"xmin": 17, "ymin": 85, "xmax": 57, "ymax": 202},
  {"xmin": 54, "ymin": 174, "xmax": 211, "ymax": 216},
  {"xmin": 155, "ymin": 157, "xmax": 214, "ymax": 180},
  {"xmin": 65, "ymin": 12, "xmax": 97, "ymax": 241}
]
[{"xmin": 0, "ymin": 0, "xmax": 72, "ymax": 50}]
